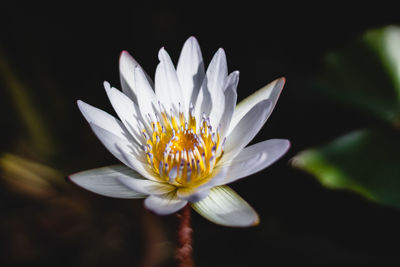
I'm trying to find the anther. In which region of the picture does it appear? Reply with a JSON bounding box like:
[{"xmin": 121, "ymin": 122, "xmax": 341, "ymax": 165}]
[{"xmin": 186, "ymin": 163, "xmax": 192, "ymax": 182}]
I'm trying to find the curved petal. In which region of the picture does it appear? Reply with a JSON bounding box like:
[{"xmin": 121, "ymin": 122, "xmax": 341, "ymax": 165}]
[
  {"xmin": 228, "ymin": 77, "xmax": 285, "ymax": 135},
  {"xmin": 155, "ymin": 48, "xmax": 185, "ymax": 114},
  {"xmin": 77, "ymin": 100, "xmax": 130, "ymax": 140},
  {"xmin": 119, "ymin": 50, "xmax": 154, "ymax": 103},
  {"xmin": 194, "ymin": 48, "xmax": 228, "ymax": 127},
  {"xmin": 191, "ymin": 185, "xmax": 259, "ymax": 227},
  {"xmin": 219, "ymin": 71, "xmax": 239, "ymax": 138},
  {"xmin": 176, "ymin": 36, "xmax": 205, "ymax": 110},
  {"xmin": 216, "ymin": 139, "xmax": 290, "ymax": 185},
  {"xmin": 104, "ymin": 81, "xmax": 142, "ymax": 145},
  {"xmin": 117, "ymin": 176, "xmax": 175, "ymax": 195},
  {"xmin": 68, "ymin": 165, "xmax": 147, "ymax": 199},
  {"xmin": 134, "ymin": 66, "xmax": 159, "ymax": 124},
  {"xmin": 223, "ymin": 99, "xmax": 272, "ymax": 160},
  {"xmin": 144, "ymin": 191, "xmax": 188, "ymax": 215},
  {"xmin": 89, "ymin": 123, "xmax": 158, "ymax": 181}
]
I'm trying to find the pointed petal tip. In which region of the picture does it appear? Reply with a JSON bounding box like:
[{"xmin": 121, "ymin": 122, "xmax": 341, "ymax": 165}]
[
  {"xmin": 76, "ymin": 100, "xmax": 88, "ymax": 113},
  {"xmin": 216, "ymin": 47, "xmax": 226, "ymax": 56},
  {"xmin": 119, "ymin": 50, "xmax": 129, "ymax": 62},
  {"xmin": 119, "ymin": 50, "xmax": 139, "ymax": 67},
  {"xmin": 65, "ymin": 174, "xmax": 75, "ymax": 185},
  {"xmin": 276, "ymin": 76, "xmax": 286, "ymax": 88},
  {"xmin": 185, "ymin": 36, "xmax": 200, "ymax": 46},
  {"xmin": 228, "ymin": 71, "xmax": 240, "ymax": 84},
  {"xmin": 158, "ymin": 47, "xmax": 171, "ymax": 62},
  {"xmin": 103, "ymin": 80, "xmax": 111, "ymax": 89},
  {"xmin": 252, "ymin": 214, "xmax": 261, "ymax": 226},
  {"xmin": 187, "ymin": 35, "xmax": 198, "ymax": 41},
  {"xmin": 67, "ymin": 172, "xmax": 86, "ymax": 187},
  {"xmin": 119, "ymin": 50, "xmax": 130, "ymax": 58}
]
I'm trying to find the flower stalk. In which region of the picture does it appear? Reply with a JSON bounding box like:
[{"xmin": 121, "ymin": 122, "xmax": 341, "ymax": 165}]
[{"xmin": 176, "ymin": 204, "xmax": 193, "ymax": 267}]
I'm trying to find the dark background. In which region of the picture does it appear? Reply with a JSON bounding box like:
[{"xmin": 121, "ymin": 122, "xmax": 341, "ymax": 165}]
[{"xmin": 1, "ymin": 2, "xmax": 400, "ymax": 266}]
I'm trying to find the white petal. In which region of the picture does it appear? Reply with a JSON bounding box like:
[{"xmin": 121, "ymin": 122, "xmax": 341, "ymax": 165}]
[
  {"xmin": 176, "ymin": 167, "xmax": 229, "ymax": 202},
  {"xmin": 176, "ymin": 36, "xmax": 205, "ymax": 110},
  {"xmin": 77, "ymin": 100, "xmax": 130, "ymax": 140},
  {"xmin": 89, "ymin": 122, "xmax": 157, "ymax": 181},
  {"xmin": 134, "ymin": 66, "xmax": 159, "ymax": 124},
  {"xmin": 104, "ymin": 81, "xmax": 142, "ymax": 145},
  {"xmin": 219, "ymin": 71, "xmax": 239, "ymax": 138},
  {"xmin": 223, "ymin": 99, "xmax": 272, "ymax": 160},
  {"xmin": 144, "ymin": 191, "xmax": 188, "ymax": 215},
  {"xmin": 119, "ymin": 50, "xmax": 154, "ymax": 103},
  {"xmin": 194, "ymin": 78, "xmax": 212, "ymax": 124},
  {"xmin": 191, "ymin": 186, "xmax": 259, "ymax": 227},
  {"xmin": 69, "ymin": 165, "xmax": 146, "ymax": 199},
  {"xmin": 195, "ymin": 48, "xmax": 228, "ymax": 127},
  {"xmin": 176, "ymin": 187, "xmax": 210, "ymax": 202},
  {"xmin": 228, "ymin": 77, "xmax": 285, "ymax": 135},
  {"xmin": 117, "ymin": 176, "xmax": 175, "ymax": 195},
  {"xmin": 216, "ymin": 139, "xmax": 290, "ymax": 185},
  {"xmin": 155, "ymin": 48, "xmax": 185, "ymax": 114}
]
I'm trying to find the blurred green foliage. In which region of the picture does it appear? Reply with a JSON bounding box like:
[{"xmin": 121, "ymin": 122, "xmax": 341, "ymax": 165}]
[
  {"xmin": 315, "ymin": 25, "xmax": 400, "ymax": 124},
  {"xmin": 293, "ymin": 25, "xmax": 400, "ymax": 208},
  {"xmin": 292, "ymin": 128, "xmax": 400, "ymax": 208}
]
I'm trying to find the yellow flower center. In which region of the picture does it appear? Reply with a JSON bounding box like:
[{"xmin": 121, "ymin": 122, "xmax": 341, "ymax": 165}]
[{"xmin": 142, "ymin": 104, "xmax": 225, "ymax": 187}]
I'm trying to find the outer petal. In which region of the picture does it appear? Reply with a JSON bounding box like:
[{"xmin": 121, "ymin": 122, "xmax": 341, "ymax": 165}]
[
  {"xmin": 194, "ymin": 48, "xmax": 228, "ymax": 127},
  {"xmin": 68, "ymin": 165, "xmax": 146, "ymax": 199},
  {"xmin": 77, "ymin": 100, "xmax": 129, "ymax": 140},
  {"xmin": 191, "ymin": 185, "xmax": 259, "ymax": 227},
  {"xmin": 104, "ymin": 81, "xmax": 142, "ymax": 145},
  {"xmin": 155, "ymin": 48, "xmax": 185, "ymax": 114},
  {"xmin": 119, "ymin": 50, "xmax": 154, "ymax": 103},
  {"xmin": 117, "ymin": 176, "xmax": 176, "ymax": 195},
  {"xmin": 144, "ymin": 191, "xmax": 188, "ymax": 215},
  {"xmin": 89, "ymin": 123, "xmax": 157, "ymax": 181},
  {"xmin": 176, "ymin": 36, "xmax": 205, "ymax": 110},
  {"xmin": 227, "ymin": 77, "xmax": 285, "ymax": 135},
  {"xmin": 216, "ymin": 139, "xmax": 290, "ymax": 185},
  {"xmin": 223, "ymin": 99, "xmax": 272, "ymax": 160}
]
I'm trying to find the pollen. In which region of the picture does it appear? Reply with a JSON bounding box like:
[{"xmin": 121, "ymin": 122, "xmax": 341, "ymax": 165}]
[{"xmin": 141, "ymin": 103, "xmax": 225, "ymax": 187}]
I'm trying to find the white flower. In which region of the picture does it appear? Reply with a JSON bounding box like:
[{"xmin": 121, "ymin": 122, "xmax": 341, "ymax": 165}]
[{"xmin": 70, "ymin": 37, "xmax": 290, "ymax": 227}]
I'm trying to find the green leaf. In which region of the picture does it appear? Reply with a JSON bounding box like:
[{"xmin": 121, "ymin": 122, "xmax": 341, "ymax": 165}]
[
  {"xmin": 316, "ymin": 25, "xmax": 400, "ymax": 125},
  {"xmin": 292, "ymin": 128, "xmax": 400, "ymax": 209}
]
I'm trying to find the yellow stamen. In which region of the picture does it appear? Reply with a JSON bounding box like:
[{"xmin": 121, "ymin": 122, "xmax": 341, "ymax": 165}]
[{"xmin": 143, "ymin": 107, "xmax": 224, "ymax": 187}]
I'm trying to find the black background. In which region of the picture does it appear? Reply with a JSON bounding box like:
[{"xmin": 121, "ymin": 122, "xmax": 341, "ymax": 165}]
[{"xmin": 1, "ymin": 2, "xmax": 400, "ymax": 266}]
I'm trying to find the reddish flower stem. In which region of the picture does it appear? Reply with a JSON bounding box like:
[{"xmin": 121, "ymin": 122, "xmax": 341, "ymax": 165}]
[{"xmin": 176, "ymin": 204, "xmax": 193, "ymax": 267}]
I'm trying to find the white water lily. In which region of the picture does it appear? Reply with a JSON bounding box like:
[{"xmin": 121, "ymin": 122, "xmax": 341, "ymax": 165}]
[{"xmin": 70, "ymin": 37, "xmax": 290, "ymax": 227}]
